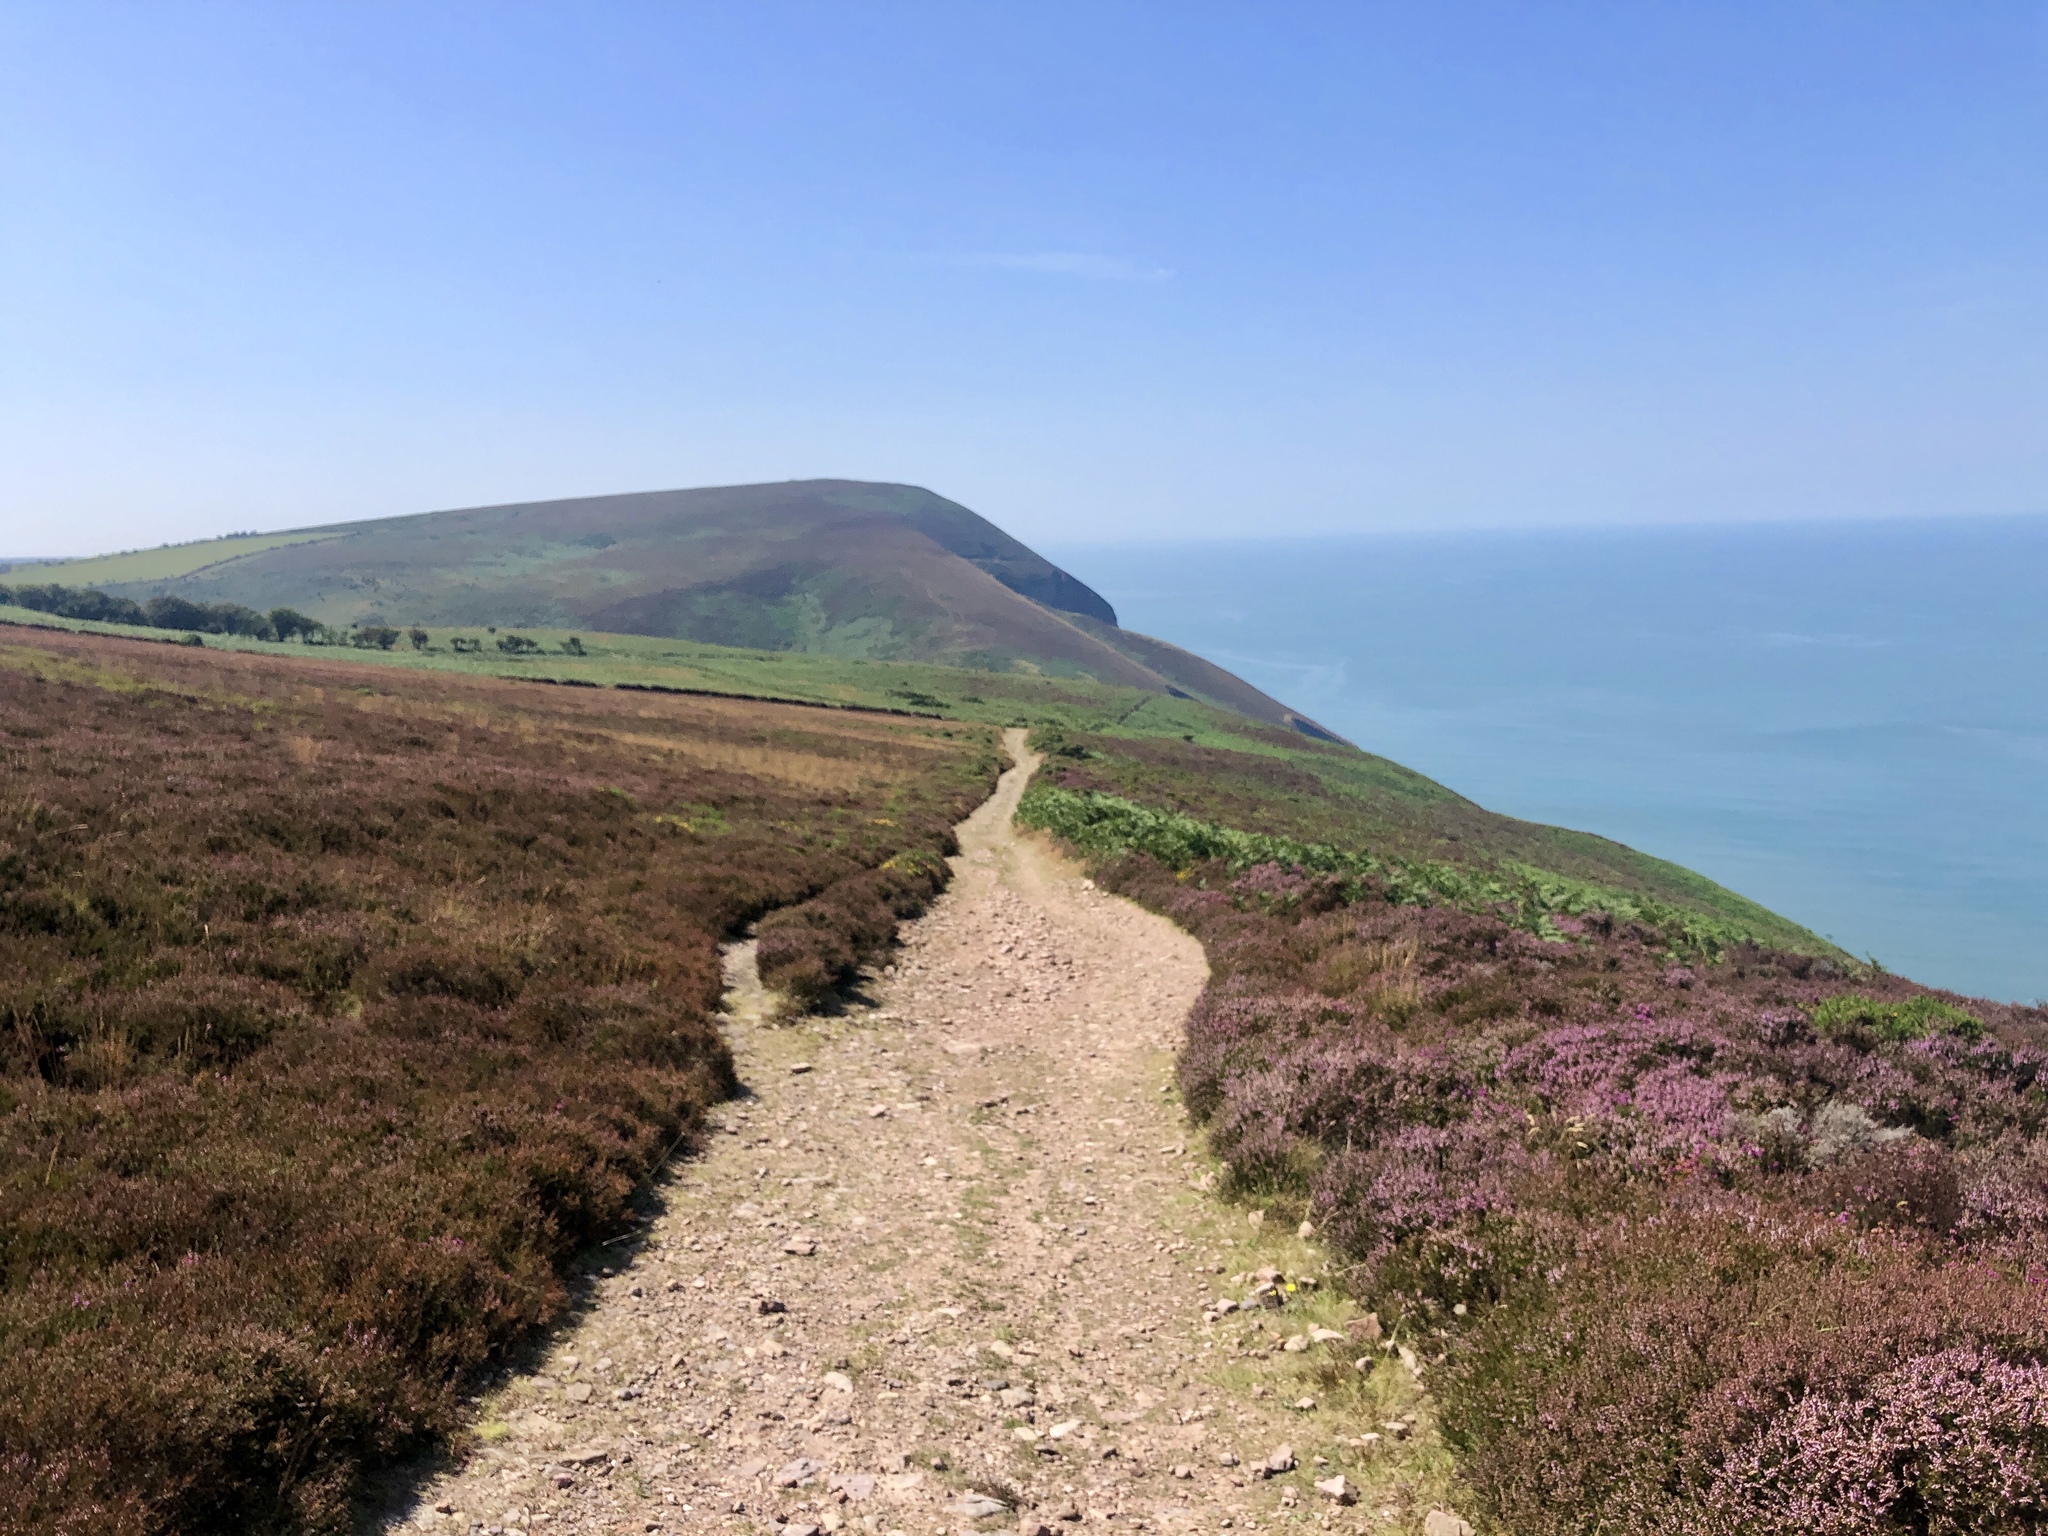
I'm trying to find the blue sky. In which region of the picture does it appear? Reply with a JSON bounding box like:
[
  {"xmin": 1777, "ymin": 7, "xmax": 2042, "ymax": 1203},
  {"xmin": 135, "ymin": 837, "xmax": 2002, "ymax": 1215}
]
[{"xmin": 4, "ymin": 2, "xmax": 2046, "ymax": 552}]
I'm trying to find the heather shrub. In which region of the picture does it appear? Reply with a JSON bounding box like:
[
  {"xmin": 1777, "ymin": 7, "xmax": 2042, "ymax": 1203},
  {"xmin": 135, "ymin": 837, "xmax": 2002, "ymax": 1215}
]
[
  {"xmin": 1704, "ymin": 1346, "xmax": 2048, "ymax": 1533},
  {"xmin": 1439, "ymin": 1212, "xmax": 2048, "ymax": 1536},
  {"xmin": 0, "ymin": 628, "xmax": 996, "ymax": 1533},
  {"xmin": 1039, "ymin": 778, "xmax": 2048, "ymax": 1532},
  {"xmin": 756, "ymin": 852, "xmax": 951, "ymax": 1009}
]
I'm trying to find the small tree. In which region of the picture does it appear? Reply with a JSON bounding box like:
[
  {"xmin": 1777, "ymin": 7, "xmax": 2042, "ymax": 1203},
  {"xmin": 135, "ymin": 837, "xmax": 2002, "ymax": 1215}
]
[
  {"xmin": 145, "ymin": 595, "xmax": 213, "ymax": 632},
  {"xmin": 496, "ymin": 633, "xmax": 540, "ymax": 655},
  {"xmin": 269, "ymin": 607, "xmax": 319, "ymax": 642},
  {"xmin": 561, "ymin": 636, "xmax": 586, "ymax": 656},
  {"xmin": 408, "ymin": 627, "xmax": 429, "ymax": 651}
]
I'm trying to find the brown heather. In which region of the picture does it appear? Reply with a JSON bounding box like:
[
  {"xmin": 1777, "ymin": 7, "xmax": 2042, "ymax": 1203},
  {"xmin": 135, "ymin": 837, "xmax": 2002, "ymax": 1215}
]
[{"xmin": 0, "ymin": 628, "xmax": 997, "ymax": 1534}]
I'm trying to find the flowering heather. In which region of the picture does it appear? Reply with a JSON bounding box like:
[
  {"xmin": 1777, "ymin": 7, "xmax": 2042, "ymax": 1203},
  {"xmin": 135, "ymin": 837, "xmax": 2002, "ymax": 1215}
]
[
  {"xmin": 0, "ymin": 629, "xmax": 996, "ymax": 1534},
  {"xmin": 1033, "ymin": 725, "xmax": 2048, "ymax": 1534}
]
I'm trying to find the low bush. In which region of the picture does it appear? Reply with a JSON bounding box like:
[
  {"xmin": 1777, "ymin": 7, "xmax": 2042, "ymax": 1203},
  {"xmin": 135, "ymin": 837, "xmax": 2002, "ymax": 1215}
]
[
  {"xmin": 1033, "ymin": 747, "xmax": 2048, "ymax": 1534},
  {"xmin": 0, "ymin": 629, "xmax": 996, "ymax": 1533},
  {"xmin": 1018, "ymin": 782, "xmax": 1799, "ymax": 960},
  {"xmin": 1811, "ymin": 990, "xmax": 1984, "ymax": 1045},
  {"xmin": 755, "ymin": 850, "xmax": 952, "ymax": 1009}
]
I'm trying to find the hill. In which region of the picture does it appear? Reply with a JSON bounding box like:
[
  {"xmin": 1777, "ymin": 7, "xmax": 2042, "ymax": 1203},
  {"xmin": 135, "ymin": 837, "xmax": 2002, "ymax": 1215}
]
[{"xmin": 1, "ymin": 480, "xmax": 1342, "ymax": 739}]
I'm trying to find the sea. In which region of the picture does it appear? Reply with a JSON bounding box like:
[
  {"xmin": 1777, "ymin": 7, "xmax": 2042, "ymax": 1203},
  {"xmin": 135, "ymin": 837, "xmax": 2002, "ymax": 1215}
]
[{"xmin": 1049, "ymin": 514, "xmax": 2048, "ymax": 1005}]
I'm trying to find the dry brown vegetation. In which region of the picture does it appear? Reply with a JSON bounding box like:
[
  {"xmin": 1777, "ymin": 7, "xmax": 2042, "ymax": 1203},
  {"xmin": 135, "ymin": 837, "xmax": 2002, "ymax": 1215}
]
[{"xmin": 0, "ymin": 628, "xmax": 997, "ymax": 1534}]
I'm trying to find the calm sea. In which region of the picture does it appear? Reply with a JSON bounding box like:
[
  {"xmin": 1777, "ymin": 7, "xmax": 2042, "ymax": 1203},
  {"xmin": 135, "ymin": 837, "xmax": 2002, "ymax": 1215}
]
[{"xmin": 1049, "ymin": 515, "xmax": 2048, "ymax": 1004}]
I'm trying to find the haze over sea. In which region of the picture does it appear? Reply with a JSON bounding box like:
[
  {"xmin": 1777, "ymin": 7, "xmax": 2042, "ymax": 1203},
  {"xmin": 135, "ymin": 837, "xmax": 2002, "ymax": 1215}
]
[{"xmin": 1054, "ymin": 514, "xmax": 2048, "ymax": 1005}]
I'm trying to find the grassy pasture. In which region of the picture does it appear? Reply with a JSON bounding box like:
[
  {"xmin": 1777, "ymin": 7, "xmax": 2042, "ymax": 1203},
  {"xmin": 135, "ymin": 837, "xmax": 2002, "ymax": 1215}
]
[
  {"xmin": 0, "ymin": 529, "xmax": 342, "ymax": 586},
  {"xmin": 0, "ymin": 627, "xmax": 997, "ymax": 1533}
]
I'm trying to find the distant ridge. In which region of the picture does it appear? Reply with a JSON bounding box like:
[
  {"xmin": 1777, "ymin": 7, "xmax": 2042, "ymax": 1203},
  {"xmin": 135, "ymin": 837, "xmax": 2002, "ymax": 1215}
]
[{"xmin": 23, "ymin": 480, "xmax": 1346, "ymax": 741}]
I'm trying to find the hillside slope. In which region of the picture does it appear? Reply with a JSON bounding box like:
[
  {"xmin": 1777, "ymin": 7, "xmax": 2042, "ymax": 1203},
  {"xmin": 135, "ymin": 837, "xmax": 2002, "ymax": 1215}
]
[
  {"xmin": 0, "ymin": 589, "xmax": 1837, "ymax": 956},
  {"xmin": 6, "ymin": 480, "xmax": 1342, "ymax": 736}
]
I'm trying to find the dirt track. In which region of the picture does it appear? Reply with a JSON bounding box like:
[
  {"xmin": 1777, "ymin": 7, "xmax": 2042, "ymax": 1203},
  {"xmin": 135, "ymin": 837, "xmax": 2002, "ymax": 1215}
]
[{"xmin": 382, "ymin": 730, "xmax": 1454, "ymax": 1536}]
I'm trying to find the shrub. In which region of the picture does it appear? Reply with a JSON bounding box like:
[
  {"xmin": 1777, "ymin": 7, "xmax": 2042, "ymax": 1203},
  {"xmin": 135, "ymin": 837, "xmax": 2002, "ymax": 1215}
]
[
  {"xmin": 1811, "ymin": 991, "xmax": 1983, "ymax": 1045},
  {"xmin": 755, "ymin": 851, "xmax": 952, "ymax": 1009},
  {"xmin": 1016, "ymin": 783, "xmax": 1790, "ymax": 959},
  {"xmin": 0, "ymin": 627, "xmax": 997, "ymax": 1531},
  {"xmin": 1037, "ymin": 796, "xmax": 2048, "ymax": 1532}
]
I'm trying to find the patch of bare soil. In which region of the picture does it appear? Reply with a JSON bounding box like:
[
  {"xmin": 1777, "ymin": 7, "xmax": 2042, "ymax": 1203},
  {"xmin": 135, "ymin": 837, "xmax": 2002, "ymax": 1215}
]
[{"xmin": 380, "ymin": 731, "xmax": 1462, "ymax": 1536}]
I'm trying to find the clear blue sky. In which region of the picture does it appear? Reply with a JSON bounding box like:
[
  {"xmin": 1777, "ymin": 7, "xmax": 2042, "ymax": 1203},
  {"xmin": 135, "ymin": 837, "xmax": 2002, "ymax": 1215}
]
[{"xmin": 4, "ymin": 3, "xmax": 2045, "ymax": 553}]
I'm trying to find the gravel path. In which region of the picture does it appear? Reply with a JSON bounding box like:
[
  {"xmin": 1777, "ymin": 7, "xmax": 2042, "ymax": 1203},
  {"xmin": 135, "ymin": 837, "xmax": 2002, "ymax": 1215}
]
[{"xmin": 380, "ymin": 731, "xmax": 1459, "ymax": 1536}]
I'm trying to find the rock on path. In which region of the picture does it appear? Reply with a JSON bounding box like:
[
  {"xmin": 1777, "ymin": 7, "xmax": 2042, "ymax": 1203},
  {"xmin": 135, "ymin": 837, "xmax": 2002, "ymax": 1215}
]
[{"xmin": 379, "ymin": 730, "xmax": 1449, "ymax": 1535}]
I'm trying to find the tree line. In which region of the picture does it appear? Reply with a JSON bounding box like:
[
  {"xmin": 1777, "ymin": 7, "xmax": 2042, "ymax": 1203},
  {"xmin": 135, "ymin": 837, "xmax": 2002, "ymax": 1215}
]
[
  {"xmin": 1, "ymin": 580, "xmax": 589, "ymax": 657},
  {"xmin": 0, "ymin": 581, "xmax": 426, "ymax": 649}
]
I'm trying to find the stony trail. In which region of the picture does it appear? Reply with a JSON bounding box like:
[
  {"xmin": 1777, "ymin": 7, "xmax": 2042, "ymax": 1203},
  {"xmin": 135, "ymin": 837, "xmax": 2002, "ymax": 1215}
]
[{"xmin": 383, "ymin": 730, "xmax": 1454, "ymax": 1536}]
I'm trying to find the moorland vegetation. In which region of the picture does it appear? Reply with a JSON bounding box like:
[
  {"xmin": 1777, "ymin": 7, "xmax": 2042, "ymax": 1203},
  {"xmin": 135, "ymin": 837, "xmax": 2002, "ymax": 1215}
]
[
  {"xmin": 8, "ymin": 520, "xmax": 2027, "ymax": 1533},
  {"xmin": 0, "ymin": 628, "xmax": 995, "ymax": 1533},
  {"xmin": 1024, "ymin": 724, "xmax": 2048, "ymax": 1534}
]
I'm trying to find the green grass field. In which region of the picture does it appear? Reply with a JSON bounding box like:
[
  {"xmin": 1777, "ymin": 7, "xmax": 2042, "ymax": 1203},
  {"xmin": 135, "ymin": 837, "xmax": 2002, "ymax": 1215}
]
[{"xmin": 0, "ymin": 529, "xmax": 343, "ymax": 585}]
